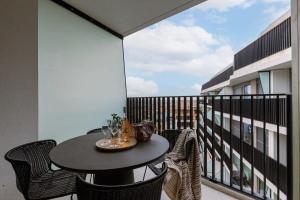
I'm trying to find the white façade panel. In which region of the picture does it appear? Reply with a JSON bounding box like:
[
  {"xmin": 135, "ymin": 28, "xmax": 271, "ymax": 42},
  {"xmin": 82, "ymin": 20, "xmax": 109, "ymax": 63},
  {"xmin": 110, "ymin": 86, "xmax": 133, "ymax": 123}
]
[{"xmin": 38, "ymin": 0, "xmax": 126, "ymax": 142}]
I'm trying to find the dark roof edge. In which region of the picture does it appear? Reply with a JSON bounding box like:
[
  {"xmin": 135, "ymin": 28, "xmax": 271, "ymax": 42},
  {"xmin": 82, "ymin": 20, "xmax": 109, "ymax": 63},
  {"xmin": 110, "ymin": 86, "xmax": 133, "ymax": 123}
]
[{"xmin": 51, "ymin": 0, "xmax": 123, "ymax": 39}]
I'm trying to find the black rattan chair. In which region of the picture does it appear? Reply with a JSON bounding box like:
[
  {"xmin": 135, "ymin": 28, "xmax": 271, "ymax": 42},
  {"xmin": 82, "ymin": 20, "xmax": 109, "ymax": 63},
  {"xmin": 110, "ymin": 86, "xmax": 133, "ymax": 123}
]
[
  {"xmin": 146, "ymin": 129, "xmax": 194, "ymax": 176},
  {"xmin": 146, "ymin": 130, "xmax": 181, "ymax": 176},
  {"xmin": 86, "ymin": 128, "xmax": 102, "ymax": 135},
  {"xmin": 76, "ymin": 163, "xmax": 168, "ymax": 200},
  {"xmin": 5, "ymin": 140, "xmax": 85, "ymax": 200}
]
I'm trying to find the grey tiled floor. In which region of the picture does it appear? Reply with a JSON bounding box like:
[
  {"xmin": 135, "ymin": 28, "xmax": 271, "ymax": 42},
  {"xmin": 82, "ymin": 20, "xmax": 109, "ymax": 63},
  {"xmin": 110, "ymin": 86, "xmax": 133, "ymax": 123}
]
[{"xmin": 54, "ymin": 167, "xmax": 237, "ymax": 200}]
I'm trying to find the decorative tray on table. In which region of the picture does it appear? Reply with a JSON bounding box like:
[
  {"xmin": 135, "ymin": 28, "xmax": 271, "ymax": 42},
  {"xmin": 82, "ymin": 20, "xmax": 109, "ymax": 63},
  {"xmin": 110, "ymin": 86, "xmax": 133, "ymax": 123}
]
[{"xmin": 95, "ymin": 137, "xmax": 137, "ymax": 152}]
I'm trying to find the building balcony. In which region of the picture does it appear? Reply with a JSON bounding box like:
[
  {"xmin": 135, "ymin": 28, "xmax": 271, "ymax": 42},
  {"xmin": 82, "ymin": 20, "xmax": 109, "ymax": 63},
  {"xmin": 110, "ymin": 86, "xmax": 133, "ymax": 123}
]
[
  {"xmin": 202, "ymin": 15, "xmax": 292, "ymax": 94},
  {"xmin": 2, "ymin": 0, "xmax": 299, "ymax": 200},
  {"xmin": 127, "ymin": 94, "xmax": 292, "ymax": 200}
]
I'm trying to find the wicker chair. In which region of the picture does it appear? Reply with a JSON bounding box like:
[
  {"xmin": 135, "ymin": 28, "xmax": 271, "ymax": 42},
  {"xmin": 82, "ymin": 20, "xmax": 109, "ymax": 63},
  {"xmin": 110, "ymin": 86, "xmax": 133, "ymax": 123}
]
[
  {"xmin": 146, "ymin": 129, "xmax": 194, "ymax": 176},
  {"xmin": 76, "ymin": 163, "xmax": 168, "ymax": 200},
  {"xmin": 146, "ymin": 130, "xmax": 181, "ymax": 175},
  {"xmin": 86, "ymin": 128, "xmax": 102, "ymax": 135},
  {"xmin": 5, "ymin": 140, "xmax": 85, "ymax": 200}
]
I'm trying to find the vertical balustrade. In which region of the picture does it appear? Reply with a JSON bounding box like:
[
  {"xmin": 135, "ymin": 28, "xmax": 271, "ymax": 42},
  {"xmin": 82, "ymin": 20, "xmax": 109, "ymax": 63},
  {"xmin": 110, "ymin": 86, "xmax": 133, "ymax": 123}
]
[
  {"xmin": 263, "ymin": 95, "xmax": 266, "ymax": 199},
  {"xmin": 154, "ymin": 98, "xmax": 157, "ymax": 131},
  {"xmin": 204, "ymin": 96, "xmax": 208, "ymax": 177},
  {"xmin": 172, "ymin": 97, "xmax": 175, "ymax": 129},
  {"xmin": 162, "ymin": 97, "xmax": 166, "ymax": 131},
  {"xmin": 276, "ymin": 95, "xmax": 280, "ymax": 200},
  {"xmin": 184, "ymin": 97, "xmax": 187, "ymax": 129},
  {"xmin": 190, "ymin": 96, "xmax": 193, "ymax": 129},
  {"xmin": 177, "ymin": 97, "xmax": 181, "ymax": 130},
  {"xmin": 251, "ymin": 95, "xmax": 254, "ymax": 196},
  {"xmin": 220, "ymin": 96, "xmax": 224, "ymax": 184},
  {"xmin": 158, "ymin": 97, "xmax": 161, "ymax": 133},
  {"xmin": 240, "ymin": 95, "xmax": 244, "ymax": 191},
  {"xmin": 167, "ymin": 97, "xmax": 170, "ymax": 130},
  {"xmin": 139, "ymin": 98, "xmax": 142, "ymax": 122},
  {"xmin": 230, "ymin": 96, "xmax": 233, "ymax": 187},
  {"xmin": 212, "ymin": 96, "xmax": 215, "ymax": 180},
  {"xmin": 286, "ymin": 95, "xmax": 292, "ymax": 200},
  {"xmin": 150, "ymin": 97, "xmax": 153, "ymax": 121}
]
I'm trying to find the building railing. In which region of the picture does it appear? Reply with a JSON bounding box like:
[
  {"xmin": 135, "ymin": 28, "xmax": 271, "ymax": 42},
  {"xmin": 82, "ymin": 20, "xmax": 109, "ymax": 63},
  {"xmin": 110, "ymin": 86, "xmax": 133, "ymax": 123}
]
[
  {"xmin": 127, "ymin": 94, "xmax": 292, "ymax": 200},
  {"xmin": 202, "ymin": 66, "xmax": 233, "ymax": 91},
  {"xmin": 206, "ymin": 96, "xmax": 287, "ymax": 126},
  {"xmin": 202, "ymin": 18, "xmax": 291, "ymax": 92},
  {"xmin": 234, "ymin": 17, "xmax": 291, "ymax": 70}
]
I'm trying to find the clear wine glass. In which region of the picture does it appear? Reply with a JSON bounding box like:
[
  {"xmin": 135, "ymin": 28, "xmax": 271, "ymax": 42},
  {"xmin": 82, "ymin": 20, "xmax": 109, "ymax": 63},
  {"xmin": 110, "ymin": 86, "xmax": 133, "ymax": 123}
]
[
  {"xmin": 107, "ymin": 119, "xmax": 112, "ymax": 130},
  {"xmin": 102, "ymin": 126, "xmax": 111, "ymax": 145},
  {"xmin": 111, "ymin": 127, "xmax": 119, "ymax": 147}
]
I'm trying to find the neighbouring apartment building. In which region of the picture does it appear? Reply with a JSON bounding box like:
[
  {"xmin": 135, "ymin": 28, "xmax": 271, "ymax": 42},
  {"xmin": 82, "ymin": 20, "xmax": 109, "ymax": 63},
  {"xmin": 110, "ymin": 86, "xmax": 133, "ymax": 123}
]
[{"xmin": 200, "ymin": 11, "xmax": 291, "ymax": 200}]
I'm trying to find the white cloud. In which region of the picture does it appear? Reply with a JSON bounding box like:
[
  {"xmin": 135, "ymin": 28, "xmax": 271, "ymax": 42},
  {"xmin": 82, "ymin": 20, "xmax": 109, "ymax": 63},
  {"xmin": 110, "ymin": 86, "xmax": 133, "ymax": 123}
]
[
  {"xmin": 195, "ymin": 0, "xmax": 289, "ymax": 12},
  {"xmin": 196, "ymin": 0, "xmax": 256, "ymax": 12},
  {"xmin": 262, "ymin": 0, "xmax": 289, "ymax": 3},
  {"xmin": 191, "ymin": 84, "xmax": 202, "ymax": 94},
  {"xmin": 181, "ymin": 14, "xmax": 196, "ymax": 26},
  {"xmin": 126, "ymin": 76, "xmax": 159, "ymax": 97},
  {"xmin": 263, "ymin": 5, "xmax": 290, "ymax": 21},
  {"xmin": 205, "ymin": 12, "xmax": 227, "ymax": 24},
  {"xmin": 124, "ymin": 22, "xmax": 234, "ymax": 78}
]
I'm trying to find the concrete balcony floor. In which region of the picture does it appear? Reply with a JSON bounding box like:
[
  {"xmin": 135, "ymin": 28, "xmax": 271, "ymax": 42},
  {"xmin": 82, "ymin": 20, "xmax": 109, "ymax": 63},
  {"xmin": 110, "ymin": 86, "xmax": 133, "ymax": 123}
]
[{"xmin": 53, "ymin": 166, "xmax": 237, "ymax": 200}]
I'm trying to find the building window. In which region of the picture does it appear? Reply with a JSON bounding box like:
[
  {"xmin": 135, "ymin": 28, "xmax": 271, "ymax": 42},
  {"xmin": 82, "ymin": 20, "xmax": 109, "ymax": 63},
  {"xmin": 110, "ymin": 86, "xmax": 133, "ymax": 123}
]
[
  {"xmin": 256, "ymin": 127, "xmax": 269, "ymax": 154},
  {"xmin": 243, "ymin": 84, "xmax": 251, "ymax": 94},
  {"xmin": 233, "ymin": 83, "xmax": 251, "ymax": 95},
  {"xmin": 258, "ymin": 71, "xmax": 270, "ymax": 94}
]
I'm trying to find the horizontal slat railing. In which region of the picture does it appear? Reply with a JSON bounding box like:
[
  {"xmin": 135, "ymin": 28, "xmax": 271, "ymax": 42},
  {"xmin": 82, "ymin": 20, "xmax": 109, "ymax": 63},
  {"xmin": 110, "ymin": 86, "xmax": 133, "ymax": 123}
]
[{"xmin": 127, "ymin": 94, "xmax": 291, "ymax": 200}]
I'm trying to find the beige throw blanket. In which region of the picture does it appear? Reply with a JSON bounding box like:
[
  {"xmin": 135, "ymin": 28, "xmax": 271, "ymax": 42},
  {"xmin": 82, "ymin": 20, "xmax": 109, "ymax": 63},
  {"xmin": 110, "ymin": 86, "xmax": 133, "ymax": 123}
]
[{"xmin": 163, "ymin": 129, "xmax": 201, "ymax": 200}]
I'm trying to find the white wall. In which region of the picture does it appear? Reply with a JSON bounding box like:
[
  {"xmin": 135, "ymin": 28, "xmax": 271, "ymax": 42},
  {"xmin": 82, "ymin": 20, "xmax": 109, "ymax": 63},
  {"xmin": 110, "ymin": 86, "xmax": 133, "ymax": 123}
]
[
  {"xmin": 0, "ymin": 0, "xmax": 38, "ymax": 199},
  {"xmin": 38, "ymin": 0, "xmax": 127, "ymax": 142},
  {"xmin": 271, "ymin": 69, "xmax": 291, "ymax": 94},
  {"xmin": 219, "ymin": 86, "xmax": 233, "ymax": 95}
]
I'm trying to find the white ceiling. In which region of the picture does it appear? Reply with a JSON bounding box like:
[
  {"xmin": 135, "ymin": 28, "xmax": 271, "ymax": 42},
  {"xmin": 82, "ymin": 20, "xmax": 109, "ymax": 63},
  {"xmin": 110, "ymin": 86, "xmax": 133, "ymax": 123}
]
[{"xmin": 63, "ymin": 0, "xmax": 206, "ymax": 37}]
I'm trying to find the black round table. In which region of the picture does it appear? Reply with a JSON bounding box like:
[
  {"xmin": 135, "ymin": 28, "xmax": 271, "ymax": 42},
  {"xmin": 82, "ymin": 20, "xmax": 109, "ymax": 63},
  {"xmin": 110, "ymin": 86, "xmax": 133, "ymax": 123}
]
[{"xmin": 49, "ymin": 133, "xmax": 169, "ymax": 185}]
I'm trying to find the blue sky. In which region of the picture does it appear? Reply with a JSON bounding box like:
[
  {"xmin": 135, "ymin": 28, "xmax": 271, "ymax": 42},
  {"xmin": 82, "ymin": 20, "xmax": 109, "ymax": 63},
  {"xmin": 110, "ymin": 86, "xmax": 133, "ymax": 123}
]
[{"xmin": 124, "ymin": 0, "xmax": 290, "ymax": 97}]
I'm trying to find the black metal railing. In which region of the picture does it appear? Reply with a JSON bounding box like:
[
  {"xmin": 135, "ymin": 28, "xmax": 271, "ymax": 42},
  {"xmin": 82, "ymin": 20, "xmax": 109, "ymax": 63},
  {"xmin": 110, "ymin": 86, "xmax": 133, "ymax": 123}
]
[
  {"xmin": 234, "ymin": 17, "xmax": 291, "ymax": 70},
  {"xmin": 207, "ymin": 97, "xmax": 287, "ymax": 126},
  {"xmin": 202, "ymin": 66, "xmax": 234, "ymax": 91},
  {"xmin": 127, "ymin": 94, "xmax": 292, "ymax": 200}
]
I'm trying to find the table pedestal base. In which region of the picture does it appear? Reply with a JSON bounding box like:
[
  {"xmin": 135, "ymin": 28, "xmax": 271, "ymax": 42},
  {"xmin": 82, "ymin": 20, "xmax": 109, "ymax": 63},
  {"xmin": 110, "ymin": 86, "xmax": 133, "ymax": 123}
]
[{"xmin": 94, "ymin": 170, "xmax": 135, "ymax": 185}]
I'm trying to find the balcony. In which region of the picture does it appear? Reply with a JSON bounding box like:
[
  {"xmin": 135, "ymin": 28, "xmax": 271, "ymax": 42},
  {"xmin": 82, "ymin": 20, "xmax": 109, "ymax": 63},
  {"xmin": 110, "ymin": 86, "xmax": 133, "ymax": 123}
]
[
  {"xmin": 234, "ymin": 17, "xmax": 291, "ymax": 71},
  {"xmin": 127, "ymin": 94, "xmax": 292, "ymax": 200},
  {"xmin": 2, "ymin": 0, "xmax": 300, "ymax": 200},
  {"xmin": 202, "ymin": 17, "xmax": 292, "ymax": 93}
]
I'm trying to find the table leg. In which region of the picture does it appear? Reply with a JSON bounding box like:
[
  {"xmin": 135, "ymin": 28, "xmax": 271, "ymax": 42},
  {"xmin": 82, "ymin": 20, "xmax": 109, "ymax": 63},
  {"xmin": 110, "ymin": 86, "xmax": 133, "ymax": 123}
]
[{"xmin": 94, "ymin": 170, "xmax": 134, "ymax": 185}]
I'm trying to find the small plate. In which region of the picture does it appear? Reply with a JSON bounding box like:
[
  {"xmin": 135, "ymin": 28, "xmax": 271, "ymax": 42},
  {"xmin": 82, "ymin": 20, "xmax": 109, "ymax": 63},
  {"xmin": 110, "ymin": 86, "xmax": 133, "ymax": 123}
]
[{"xmin": 95, "ymin": 137, "xmax": 137, "ymax": 152}]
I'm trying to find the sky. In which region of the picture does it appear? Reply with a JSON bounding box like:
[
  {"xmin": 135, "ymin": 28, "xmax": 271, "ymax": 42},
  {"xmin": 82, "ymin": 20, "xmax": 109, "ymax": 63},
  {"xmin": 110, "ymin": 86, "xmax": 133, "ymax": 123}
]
[{"xmin": 124, "ymin": 0, "xmax": 290, "ymax": 97}]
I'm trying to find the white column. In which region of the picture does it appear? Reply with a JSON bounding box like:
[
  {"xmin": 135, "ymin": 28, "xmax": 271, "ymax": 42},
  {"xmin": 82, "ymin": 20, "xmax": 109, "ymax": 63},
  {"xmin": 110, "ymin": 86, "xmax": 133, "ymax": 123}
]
[
  {"xmin": 291, "ymin": 0, "xmax": 300, "ymax": 199},
  {"xmin": 250, "ymin": 79, "xmax": 257, "ymax": 94},
  {"xmin": 270, "ymin": 69, "xmax": 291, "ymax": 94}
]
